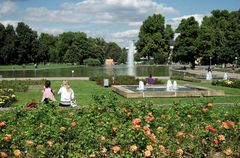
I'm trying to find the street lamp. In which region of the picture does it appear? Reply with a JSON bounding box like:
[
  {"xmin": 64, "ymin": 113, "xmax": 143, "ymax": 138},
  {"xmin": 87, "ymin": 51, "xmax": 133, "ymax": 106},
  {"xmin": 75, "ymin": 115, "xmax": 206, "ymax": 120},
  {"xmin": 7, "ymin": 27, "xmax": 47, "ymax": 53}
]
[
  {"xmin": 235, "ymin": 57, "xmax": 238, "ymax": 67},
  {"xmin": 209, "ymin": 56, "xmax": 212, "ymax": 67},
  {"xmin": 72, "ymin": 70, "xmax": 74, "ymax": 77}
]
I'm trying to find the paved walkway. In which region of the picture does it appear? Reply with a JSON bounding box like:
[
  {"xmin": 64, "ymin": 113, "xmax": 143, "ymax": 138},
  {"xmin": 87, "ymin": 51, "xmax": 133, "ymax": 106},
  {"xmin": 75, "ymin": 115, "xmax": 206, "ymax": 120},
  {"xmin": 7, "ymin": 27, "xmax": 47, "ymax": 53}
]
[
  {"xmin": 173, "ymin": 68, "xmax": 240, "ymax": 79},
  {"xmin": 0, "ymin": 77, "xmax": 89, "ymax": 81}
]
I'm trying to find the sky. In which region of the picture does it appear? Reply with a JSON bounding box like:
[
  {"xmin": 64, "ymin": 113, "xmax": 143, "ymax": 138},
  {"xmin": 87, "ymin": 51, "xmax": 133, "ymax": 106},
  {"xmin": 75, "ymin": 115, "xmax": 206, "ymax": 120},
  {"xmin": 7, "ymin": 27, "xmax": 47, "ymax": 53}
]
[{"xmin": 0, "ymin": 0, "xmax": 239, "ymax": 47}]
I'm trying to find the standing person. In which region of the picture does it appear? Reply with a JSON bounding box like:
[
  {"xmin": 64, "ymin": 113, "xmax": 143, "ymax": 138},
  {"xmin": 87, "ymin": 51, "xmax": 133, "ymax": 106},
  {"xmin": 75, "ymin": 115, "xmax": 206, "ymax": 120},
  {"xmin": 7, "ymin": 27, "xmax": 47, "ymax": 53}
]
[
  {"xmin": 232, "ymin": 64, "xmax": 235, "ymax": 73},
  {"xmin": 41, "ymin": 80, "xmax": 56, "ymax": 103},
  {"xmin": 58, "ymin": 80, "xmax": 75, "ymax": 107},
  {"xmin": 146, "ymin": 74, "xmax": 154, "ymax": 85}
]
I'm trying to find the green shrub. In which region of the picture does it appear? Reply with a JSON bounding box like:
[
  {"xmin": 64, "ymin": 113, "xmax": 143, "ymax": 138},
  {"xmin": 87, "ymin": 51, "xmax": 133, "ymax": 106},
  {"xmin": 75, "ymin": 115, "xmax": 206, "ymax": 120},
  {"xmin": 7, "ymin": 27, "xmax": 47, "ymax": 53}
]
[
  {"xmin": 0, "ymin": 88, "xmax": 17, "ymax": 107},
  {"xmin": 90, "ymin": 75, "xmax": 164, "ymax": 85},
  {"xmin": 84, "ymin": 58, "xmax": 101, "ymax": 66},
  {"xmin": 212, "ymin": 79, "xmax": 240, "ymax": 88},
  {"xmin": 0, "ymin": 80, "xmax": 45, "ymax": 92}
]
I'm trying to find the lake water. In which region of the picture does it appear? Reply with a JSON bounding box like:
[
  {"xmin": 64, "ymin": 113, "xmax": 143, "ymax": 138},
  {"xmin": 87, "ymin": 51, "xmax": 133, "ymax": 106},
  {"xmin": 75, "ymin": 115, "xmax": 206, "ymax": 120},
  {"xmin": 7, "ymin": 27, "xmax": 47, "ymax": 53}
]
[{"xmin": 0, "ymin": 65, "xmax": 169, "ymax": 78}]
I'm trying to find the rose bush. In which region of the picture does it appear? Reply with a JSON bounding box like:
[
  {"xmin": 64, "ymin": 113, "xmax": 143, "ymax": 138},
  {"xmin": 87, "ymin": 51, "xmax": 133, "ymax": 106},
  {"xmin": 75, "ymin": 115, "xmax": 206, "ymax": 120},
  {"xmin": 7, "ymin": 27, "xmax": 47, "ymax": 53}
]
[
  {"xmin": 0, "ymin": 94, "xmax": 239, "ymax": 157},
  {"xmin": 0, "ymin": 80, "xmax": 45, "ymax": 92},
  {"xmin": 0, "ymin": 89, "xmax": 17, "ymax": 107},
  {"xmin": 212, "ymin": 79, "xmax": 240, "ymax": 88}
]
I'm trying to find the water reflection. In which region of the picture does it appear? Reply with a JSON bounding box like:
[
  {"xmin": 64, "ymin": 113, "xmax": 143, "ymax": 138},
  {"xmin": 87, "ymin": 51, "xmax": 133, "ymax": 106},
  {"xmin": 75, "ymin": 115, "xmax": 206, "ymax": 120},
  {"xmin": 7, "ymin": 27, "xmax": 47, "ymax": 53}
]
[{"xmin": 0, "ymin": 65, "xmax": 169, "ymax": 78}]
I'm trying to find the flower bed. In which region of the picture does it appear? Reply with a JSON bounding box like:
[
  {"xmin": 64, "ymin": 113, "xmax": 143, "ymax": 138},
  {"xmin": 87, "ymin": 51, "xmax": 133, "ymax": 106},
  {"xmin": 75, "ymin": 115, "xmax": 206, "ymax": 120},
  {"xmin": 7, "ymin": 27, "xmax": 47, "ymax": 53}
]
[
  {"xmin": 90, "ymin": 75, "xmax": 164, "ymax": 86},
  {"xmin": 212, "ymin": 79, "xmax": 240, "ymax": 88},
  {"xmin": 0, "ymin": 80, "xmax": 45, "ymax": 92},
  {"xmin": 0, "ymin": 94, "xmax": 239, "ymax": 157},
  {"xmin": 0, "ymin": 89, "xmax": 17, "ymax": 107}
]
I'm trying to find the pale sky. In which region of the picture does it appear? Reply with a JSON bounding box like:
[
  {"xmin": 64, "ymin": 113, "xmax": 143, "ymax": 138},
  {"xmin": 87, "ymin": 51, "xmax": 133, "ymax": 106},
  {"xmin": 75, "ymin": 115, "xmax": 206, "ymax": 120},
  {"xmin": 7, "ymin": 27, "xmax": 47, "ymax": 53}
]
[{"xmin": 0, "ymin": 0, "xmax": 239, "ymax": 47}]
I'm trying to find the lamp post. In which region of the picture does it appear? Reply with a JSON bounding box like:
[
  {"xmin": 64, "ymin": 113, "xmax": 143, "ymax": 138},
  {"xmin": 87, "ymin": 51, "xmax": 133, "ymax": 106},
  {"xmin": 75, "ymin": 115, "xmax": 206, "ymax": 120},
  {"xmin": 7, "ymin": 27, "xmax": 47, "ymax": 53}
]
[
  {"xmin": 72, "ymin": 70, "xmax": 74, "ymax": 77},
  {"xmin": 209, "ymin": 56, "xmax": 212, "ymax": 68},
  {"xmin": 235, "ymin": 57, "xmax": 238, "ymax": 67}
]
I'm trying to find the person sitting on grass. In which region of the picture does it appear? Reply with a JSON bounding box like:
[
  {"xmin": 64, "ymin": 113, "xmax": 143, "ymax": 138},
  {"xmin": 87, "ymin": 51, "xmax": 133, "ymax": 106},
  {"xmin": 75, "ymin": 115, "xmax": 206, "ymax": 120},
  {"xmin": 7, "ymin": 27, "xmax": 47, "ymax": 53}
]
[
  {"xmin": 41, "ymin": 80, "xmax": 56, "ymax": 103},
  {"xmin": 58, "ymin": 80, "xmax": 75, "ymax": 107}
]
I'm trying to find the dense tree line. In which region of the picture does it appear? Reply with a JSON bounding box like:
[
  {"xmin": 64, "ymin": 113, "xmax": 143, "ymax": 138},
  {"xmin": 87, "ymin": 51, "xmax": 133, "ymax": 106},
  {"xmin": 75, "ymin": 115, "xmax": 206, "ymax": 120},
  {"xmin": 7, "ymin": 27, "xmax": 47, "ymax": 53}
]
[
  {"xmin": 0, "ymin": 22, "xmax": 126, "ymax": 65},
  {"xmin": 136, "ymin": 10, "xmax": 240, "ymax": 68},
  {"xmin": 173, "ymin": 9, "xmax": 240, "ymax": 69}
]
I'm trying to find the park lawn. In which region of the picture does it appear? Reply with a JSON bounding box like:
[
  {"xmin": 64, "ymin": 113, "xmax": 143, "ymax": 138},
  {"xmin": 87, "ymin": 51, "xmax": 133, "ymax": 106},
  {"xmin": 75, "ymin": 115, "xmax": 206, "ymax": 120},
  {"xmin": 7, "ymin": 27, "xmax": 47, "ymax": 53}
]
[
  {"xmin": 13, "ymin": 80, "xmax": 240, "ymax": 107},
  {"xmin": 13, "ymin": 80, "xmax": 113, "ymax": 107},
  {"xmin": 0, "ymin": 63, "xmax": 79, "ymax": 71}
]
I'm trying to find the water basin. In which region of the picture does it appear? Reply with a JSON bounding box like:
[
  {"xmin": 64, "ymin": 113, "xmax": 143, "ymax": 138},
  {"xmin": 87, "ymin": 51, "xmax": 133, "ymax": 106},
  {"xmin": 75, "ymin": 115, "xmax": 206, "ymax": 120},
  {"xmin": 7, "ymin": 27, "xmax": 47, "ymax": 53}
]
[{"xmin": 112, "ymin": 84, "xmax": 224, "ymax": 98}]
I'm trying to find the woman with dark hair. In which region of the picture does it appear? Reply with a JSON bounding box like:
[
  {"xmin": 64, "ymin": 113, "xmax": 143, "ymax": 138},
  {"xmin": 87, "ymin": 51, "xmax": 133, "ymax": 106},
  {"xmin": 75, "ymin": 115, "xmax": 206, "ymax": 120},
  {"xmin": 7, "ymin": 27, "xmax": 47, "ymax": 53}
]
[
  {"xmin": 41, "ymin": 80, "xmax": 56, "ymax": 103},
  {"xmin": 146, "ymin": 74, "xmax": 154, "ymax": 85}
]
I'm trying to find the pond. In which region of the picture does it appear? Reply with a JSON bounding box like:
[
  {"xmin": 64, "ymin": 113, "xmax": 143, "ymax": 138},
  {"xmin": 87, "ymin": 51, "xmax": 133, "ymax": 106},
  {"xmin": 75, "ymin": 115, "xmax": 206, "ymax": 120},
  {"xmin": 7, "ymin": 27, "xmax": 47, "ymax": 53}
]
[{"xmin": 0, "ymin": 65, "xmax": 169, "ymax": 78}]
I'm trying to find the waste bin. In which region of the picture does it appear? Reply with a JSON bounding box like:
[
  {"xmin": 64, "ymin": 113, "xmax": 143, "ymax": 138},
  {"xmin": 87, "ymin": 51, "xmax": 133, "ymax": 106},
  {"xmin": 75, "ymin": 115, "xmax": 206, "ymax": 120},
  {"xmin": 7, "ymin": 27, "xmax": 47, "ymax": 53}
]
[{"xmin": 103, "ymin": 79, "xmax": 109, "ymax": 87}]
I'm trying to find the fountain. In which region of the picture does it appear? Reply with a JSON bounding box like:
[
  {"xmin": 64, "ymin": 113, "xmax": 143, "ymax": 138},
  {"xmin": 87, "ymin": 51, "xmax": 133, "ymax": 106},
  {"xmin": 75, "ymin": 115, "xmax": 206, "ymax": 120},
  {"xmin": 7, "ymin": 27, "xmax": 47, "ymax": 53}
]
[
  {"xmin": 112, "ymin": 84, "xmax": 224, "ymax": 98},
  {"xmin": 173, "ymin": 80, "xmax": 178, "ymax": 90},
  {"xmin": 206, "ymin": 71, "xmax": 212, "ymax": 80},
  {"xmin": 166, "ymin": 80, "xmax": 178, "ymax": 91},
  {"xmin": 166, "ymin": 80, "xmax": 173, "ymax": 91},
  {"xmin": 127, "ymin": 41, "xmax": 135, "ymax": 76},
  {"xmin": 136, "ymin": 81, "xmax": 145, "ymax": 90},
  {"xmin": 223, "ymin": 73, "xmax": 228, "ymax": 80}
]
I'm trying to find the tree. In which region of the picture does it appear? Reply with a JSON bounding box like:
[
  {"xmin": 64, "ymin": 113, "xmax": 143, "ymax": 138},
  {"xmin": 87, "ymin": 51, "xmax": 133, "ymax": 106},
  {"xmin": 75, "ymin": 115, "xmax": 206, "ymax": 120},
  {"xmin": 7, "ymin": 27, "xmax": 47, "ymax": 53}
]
[
  {"xmin": 2, "ymin": 24, "xmax": 17, "ymax": 64},
  {"xmin": 0, "ymin": 23, "xmax": 6, "ymax": 64},
  {"xmin": 173, "ymin": 17, "xmax": 199, "ymax": 69},
  {"xmin": 64, "ymin": 44, "xmax": 82, "ymax": 64},
  {"xmin": 136, "ymin": 14, "xmax": 169, "ymax": 64},
  {"xmin": 105, "ymin": 42, "xmax": 122, "ymax": 64},
  {"xmin": 37, "ymin": 33, "xmax": 56, "ymax": 64},
  {"xmin": 15, "ymin": 22, "xmax": 39, "ymax": 64},
  {"xmin": 55, "ymin": 32, "xmax": 75, "ymax": 63},
  {"xmin": 197, "ymin": 16, "xmax": 215, "ymax": 65}
]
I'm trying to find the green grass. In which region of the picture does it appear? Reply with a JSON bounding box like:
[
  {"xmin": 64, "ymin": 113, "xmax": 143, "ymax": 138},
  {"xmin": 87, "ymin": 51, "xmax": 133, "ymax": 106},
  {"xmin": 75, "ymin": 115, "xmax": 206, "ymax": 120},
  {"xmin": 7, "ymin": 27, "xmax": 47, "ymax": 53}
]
[
  {"xmin": 0, "ymin": 63, "xmax": 80, "ymax": 71},
  {"xmin": 13, "ymin": 80, "xmax": 112, "ymax": 107},
  {"xmin": 12, "ymin": 80, "xmax": 240, "ymax": 107}
]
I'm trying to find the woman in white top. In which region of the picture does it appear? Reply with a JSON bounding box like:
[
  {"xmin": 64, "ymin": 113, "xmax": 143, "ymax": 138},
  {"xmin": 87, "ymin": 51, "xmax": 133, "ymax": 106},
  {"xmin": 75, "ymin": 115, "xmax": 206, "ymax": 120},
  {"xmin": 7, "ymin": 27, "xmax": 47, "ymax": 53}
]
[{"xmin": 58, "ymin": 80, "xmax": 74, "ymax": 107}]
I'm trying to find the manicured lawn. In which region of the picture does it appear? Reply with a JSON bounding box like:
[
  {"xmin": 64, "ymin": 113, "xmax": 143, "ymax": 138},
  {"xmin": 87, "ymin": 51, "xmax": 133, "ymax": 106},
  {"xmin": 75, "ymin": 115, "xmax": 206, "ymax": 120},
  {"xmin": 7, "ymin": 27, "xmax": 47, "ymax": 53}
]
[
  {"xmin": 12, "ymin": 80, "xmax": 240, "ymax": 107},
  {"xmin": 13, "ymin": 80, "xmax": 112, "ymax": 107}
]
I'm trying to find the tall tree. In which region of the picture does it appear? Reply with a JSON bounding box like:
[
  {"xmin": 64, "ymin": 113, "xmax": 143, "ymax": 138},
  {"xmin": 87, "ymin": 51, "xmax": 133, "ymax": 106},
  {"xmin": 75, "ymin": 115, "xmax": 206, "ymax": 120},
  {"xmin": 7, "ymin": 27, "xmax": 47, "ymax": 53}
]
[
  {"xmin": 15, "ymin": 22, "xmax": 39, "ymax": 64},
  {"xmin": 37, "ymin": 33, "xmax": 56, "ymax": 64},
  {"xmin": 197, "ymin": 16, "xmax": 215, "ymax": 65},
  {"xmin": 55, "ymin": 32, "xmax": 75, "ymax": 63},
  {"xmin": 136, "ymin": 14, "xmax": 169, "ymax": 64},
  {"xmin": 0, "ymin": 23, "xmax": 6, "ymax": 64},
  {"xmin": 173, "ymin": 17, "xmax": 199, "ymax": 69},
  {"xmin": 2, "ymin": 24, "xmax": 17, "ymax": 64},
  {"xmin": 105, "ymin": 42, "xmax": 122, "ymax": 63}
]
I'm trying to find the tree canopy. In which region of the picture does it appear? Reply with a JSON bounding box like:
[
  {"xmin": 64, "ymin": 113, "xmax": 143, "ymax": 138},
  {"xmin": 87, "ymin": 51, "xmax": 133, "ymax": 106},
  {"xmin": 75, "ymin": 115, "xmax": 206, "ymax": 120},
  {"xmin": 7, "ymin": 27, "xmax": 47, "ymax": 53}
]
[
  {"xmin": 173, "ymin": 9, "xmax": 240, "ymax": 68},
  {"xmin": 135, "ymin": 14, "xmax": 174, "ymax": 64},
  {"xmin": 0, "ymin": 22, "xmax": 124, "ymax": 66}
]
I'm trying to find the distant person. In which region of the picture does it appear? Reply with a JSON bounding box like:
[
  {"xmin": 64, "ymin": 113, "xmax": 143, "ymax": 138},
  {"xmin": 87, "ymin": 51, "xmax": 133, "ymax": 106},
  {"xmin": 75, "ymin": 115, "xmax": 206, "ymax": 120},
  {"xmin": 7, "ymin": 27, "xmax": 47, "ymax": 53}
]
[
  {"xmin": 146, "ymin": 74, "xmax": 154, "ymax": 85},
  {"xmin": 41, "ymin": 80, "xmax": 56, "ymax": 103},
  {"xmin": 232, "ymin": 65, "xmax": 235, "ymax": 73},
  {"xmin": 207, "ymin": 66, "xmax": 212, "ymax": 72},
  {"xmin": 58, "ymin": 80, "xmax": 75, "ymax": 107}
]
